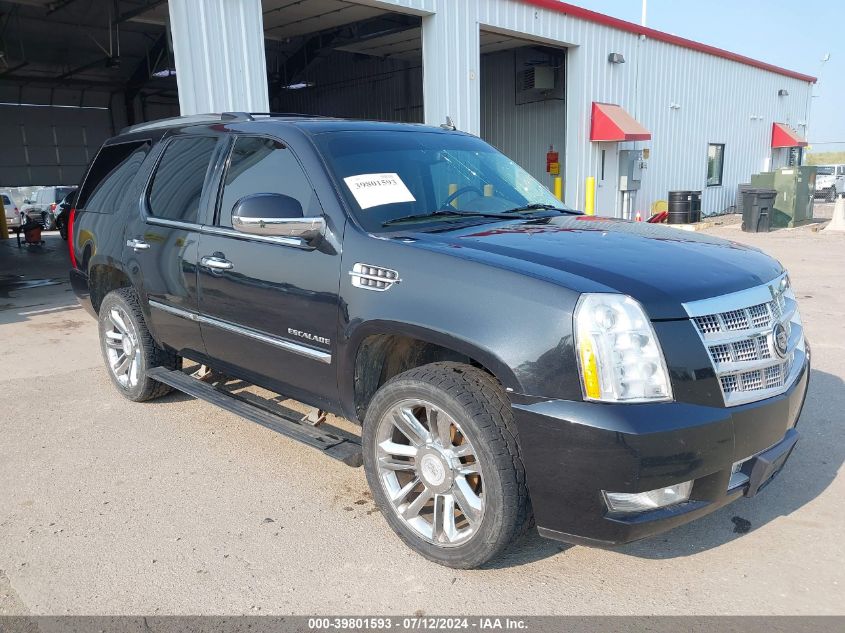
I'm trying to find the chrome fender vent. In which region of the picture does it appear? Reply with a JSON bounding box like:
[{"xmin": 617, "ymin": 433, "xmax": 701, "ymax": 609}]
[{"xmin": 350, "ymin": 263, "xmax": 401, "ymax": 292}]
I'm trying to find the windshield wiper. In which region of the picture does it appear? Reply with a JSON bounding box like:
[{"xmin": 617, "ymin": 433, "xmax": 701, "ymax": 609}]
[
  {"xmin": 503, "ymin": 203, "xmax": 581, "ymax": 215},
  {"xmin": 382, "ymin": 209, "xmax": 515, "ymax": 227}
]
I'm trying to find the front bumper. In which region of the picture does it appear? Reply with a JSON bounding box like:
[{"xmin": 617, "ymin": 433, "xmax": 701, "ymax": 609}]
[{"xmin": 512, "ymin": 356, "xmax": 809, "ymax": 547}]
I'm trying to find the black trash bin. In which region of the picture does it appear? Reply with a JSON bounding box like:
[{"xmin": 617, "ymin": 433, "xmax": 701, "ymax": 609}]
[
  {"xmin": 741, "ymin": 188, "xmax": 776, "ymax": 233},
  {"xmin": 736, "ymin": 183, "xmax": 752, "ymax": 218},
  {"xmin": 668, "ymin": 190, "xmax": 692, "ymax": 224},
  {"xmin": 689, "ymin": 190, "xmax": 702, "ymax": 223}
]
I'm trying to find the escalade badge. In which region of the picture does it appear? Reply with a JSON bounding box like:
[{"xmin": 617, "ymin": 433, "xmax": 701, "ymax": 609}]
[{"xmin": 773, "ymin": 322, "xmax": 789, "ymax": 358}]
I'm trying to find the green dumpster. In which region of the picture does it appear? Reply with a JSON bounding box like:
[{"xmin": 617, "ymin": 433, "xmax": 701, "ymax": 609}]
[{"xmin": 750, "ymin": 166, "xmax": 816, "ymax": 228}]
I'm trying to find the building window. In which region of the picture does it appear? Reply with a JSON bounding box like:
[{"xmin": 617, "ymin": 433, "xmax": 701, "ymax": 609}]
[{"xmin": 706, "ymin": 143, "xmax": 725, "ymax": 186}]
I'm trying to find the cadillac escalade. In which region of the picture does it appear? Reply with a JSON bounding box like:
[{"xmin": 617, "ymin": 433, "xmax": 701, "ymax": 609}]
[{"xmin": 68, "ymin": 113, "xmax": 809, "ymax": 569}]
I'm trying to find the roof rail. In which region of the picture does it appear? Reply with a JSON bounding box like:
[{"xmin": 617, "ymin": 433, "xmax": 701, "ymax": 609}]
[
  {"xmin": 221, "ymin": 112, "xmax": 253, "ymax": 121},
  {"xmin": 120, "ymin": 113, "xmax": 225, "ymax": 135},
  {"xmin": 120, "ymin": 111, "xmax": 332, "ymax": 135},
  {"xmin": 222, "ymin": 112, "xmax": 331, "ymax": 120}
]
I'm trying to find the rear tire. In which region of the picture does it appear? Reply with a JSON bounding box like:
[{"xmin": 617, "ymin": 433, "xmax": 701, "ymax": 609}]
[
  {"xmin": 98, "ymin": 288, "xmax": 180, "ymax": 402},
  {"xmin": 362, "ymin": 362, "xmax": 531, "ymax": 568}
]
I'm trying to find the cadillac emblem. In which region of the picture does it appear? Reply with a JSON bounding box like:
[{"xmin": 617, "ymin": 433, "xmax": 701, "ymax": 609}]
[{"xmin": 772, "ymin": 322, "xmax": 789, "ymax": 358}]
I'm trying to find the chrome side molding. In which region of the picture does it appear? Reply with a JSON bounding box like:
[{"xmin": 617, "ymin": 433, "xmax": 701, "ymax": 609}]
[{"xmin": 148, "ymin": 300, "xmax": 331, "ymax": 364}]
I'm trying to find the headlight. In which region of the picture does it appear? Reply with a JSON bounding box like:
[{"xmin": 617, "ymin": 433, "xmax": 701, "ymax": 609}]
[{"xmin": 574, "ymin": 293, "xmax": 672, "ymax": 402}]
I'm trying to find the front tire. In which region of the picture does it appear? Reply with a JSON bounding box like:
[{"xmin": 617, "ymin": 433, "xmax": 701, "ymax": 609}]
[
  {"xmin": 98, "ymin": 288, "xmax": 179, "ymax": 402},
  {"xmin": 41, "ymin": 212, "xmax": 52, "ymax": 230},
  {"xmin": 363, "ymin": 362, "xmax": 530, "ymax": 568}
]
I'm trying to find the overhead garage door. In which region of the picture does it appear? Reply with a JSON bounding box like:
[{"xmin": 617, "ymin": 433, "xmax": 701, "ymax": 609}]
[{"xmin": 0, "ymin": 104, "xmax": 112, "ymax": 188}]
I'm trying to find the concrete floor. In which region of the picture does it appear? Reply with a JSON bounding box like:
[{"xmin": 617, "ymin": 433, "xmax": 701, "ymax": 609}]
[{"xmin": 0, "ymin": 220, "xmax": 843, "ymax": 616}]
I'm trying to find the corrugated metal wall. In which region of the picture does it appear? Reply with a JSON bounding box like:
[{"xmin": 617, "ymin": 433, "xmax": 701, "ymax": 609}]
[
  {"xmin": 276, "ymin": 52, "xmax": 423, "ymax": 123},
  {"xmin": 420, "ymin": 0, "xmax": 482, "ymax": 134},
  {"xmin": 169, "ymin": 0, "xmax": 269, "ymax": 114},
  {"xmin": 376, "ymin": 0, "xmax": 813, "ymax": 216},
  {"xmin": 480, "ymin": 49, "xmax": 566, "ymax": 186}
]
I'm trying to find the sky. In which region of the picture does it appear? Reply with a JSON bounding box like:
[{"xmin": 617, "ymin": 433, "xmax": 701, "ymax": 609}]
[{"xmin": 568, "ymin": 0, "xmax": 844, "ymax": 151}]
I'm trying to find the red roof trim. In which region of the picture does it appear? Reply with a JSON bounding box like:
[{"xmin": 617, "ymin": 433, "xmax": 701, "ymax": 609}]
[
  {"xmin": 520, "ymin": 0, "xmax": 817, "ymax": 84},
  {"xmin": 590, "ymin": 102, "xmax": 651, "ymax": 142},
  {"xmin": 771, "ymin": 122, "xmax": 808, "ymax": 148}
]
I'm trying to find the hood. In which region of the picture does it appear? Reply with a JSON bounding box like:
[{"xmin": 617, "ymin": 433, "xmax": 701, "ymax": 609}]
[{"xmin": 400, "ymin": 215, "xmax": 783, "ymax": 320}]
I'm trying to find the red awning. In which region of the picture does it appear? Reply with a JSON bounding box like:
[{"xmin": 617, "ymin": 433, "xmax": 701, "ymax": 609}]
[
  {"xmin": 590, "ymin": 102, "xmax": 651, "ymax": 142},
  {"xmin": 771, "ymin": 122, "xmax": 807, "ymax": 148}
]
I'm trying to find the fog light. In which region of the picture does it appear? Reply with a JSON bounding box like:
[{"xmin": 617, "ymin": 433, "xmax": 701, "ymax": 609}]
[{"xmin": 604, "ymin": 481, "xmax": 693, "ymax": 514}]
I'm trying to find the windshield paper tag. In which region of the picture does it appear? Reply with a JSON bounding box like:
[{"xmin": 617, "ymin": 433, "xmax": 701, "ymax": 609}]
[{"xmin": 344, "ymin": 173, "xmax": 416, "ymax": 210}]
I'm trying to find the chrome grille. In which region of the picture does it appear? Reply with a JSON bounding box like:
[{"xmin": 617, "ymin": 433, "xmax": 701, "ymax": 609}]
[
  {"xmin": 684, "ymin": 273, "xmax": 805, "ymax": 407},
  {"xmin": 720, "ymin": 374, "xmax": 738, "ymax": 393},
  {"xmin": 694, "ymin": 314, "xmax": 721, "ymax": 334},
  {"xmin": 765, "ymin": 364, "xmax": 783, "ymax": 388},
  {"xmin": 748, "ymin": 303, "xmax": 771, "ymax": 328},
  {"xmin": 721, "ymin": 309, "xmax": 749, "ymax": 330}
]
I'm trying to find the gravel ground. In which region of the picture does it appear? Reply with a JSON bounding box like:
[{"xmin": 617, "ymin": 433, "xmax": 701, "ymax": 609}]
[{"xmin": 0, "ymin": 224, "xmax": 842, "ymax": 616}]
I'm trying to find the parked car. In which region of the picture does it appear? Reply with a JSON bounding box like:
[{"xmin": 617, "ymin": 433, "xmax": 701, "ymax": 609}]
[
  {"xmin": 22, "ymin": 185, "xmax": 76, "ymax": 229},
  {"xmin": 69, "ymin": 114, "xmax": 808, "ymax": 569},
  {"xmin": 54, "ymin": 190, "xmax": 77, "ymax": 240},
  {"xmin": 813, "ymin": 164, "xmax": 845, "ymax": 201},
  {"xmin": 2, "ymin": 192, "xmax": 21, "ymax": 230}
]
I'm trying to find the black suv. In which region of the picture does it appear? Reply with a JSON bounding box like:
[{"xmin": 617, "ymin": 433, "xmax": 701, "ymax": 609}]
[{"xmin": 69, "ymin": 113, "xmax": 809, "ymax": 569}]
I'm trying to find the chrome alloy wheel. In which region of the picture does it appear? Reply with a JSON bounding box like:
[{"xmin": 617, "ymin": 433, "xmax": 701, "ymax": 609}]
[
  {"xmin": 103, "ymin": 306, "xmax": 141, "ymax": 388},
  {"xmin": 375, "ymin": 399, "xmax": 485, "ymax": 547}
]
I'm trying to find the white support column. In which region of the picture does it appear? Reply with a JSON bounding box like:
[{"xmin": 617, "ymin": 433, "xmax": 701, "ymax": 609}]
[
  {"xmin": 169, "ymin": 0, "xmax": 269, "ymax": 115},
  {"xmin": 421, "ymin": 1, "xmax": 480, "ymax": 135}
]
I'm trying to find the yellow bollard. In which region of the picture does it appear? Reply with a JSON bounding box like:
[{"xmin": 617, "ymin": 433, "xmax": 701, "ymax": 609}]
[
  {"xmin": 585, "ymin": 176, "xmax": 596, "ymax": 216},
  {"xmin": 448, "ymin": 183, "xmax": 458, "ymax": 208},
  {"xmin": 553, "ymin": 177, "xmax": 563, "ymax": 202}
]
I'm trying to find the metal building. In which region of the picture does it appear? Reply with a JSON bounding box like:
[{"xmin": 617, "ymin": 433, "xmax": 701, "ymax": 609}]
[{"xmin": 0, "ymin": 0, "xmax": 815, "ymax": 218}]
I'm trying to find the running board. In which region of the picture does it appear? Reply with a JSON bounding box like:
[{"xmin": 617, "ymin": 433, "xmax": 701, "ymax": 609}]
[{"xmin": 148, "ymin": 367, "xmax": 363, "ymax": 467}]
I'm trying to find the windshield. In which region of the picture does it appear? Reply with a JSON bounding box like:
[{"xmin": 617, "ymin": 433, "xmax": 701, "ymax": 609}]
[
  {"xmin": 313, "ymin": 130, "xmax": 568, "ymax": 232},
  {"xmin": 817, "ymin": 166, "xmax": 835, "ymax": 176}
]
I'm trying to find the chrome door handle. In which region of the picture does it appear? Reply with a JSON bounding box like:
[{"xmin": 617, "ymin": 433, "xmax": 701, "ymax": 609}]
[
  {"xmin": 200, "ymin": 256, "xmax": 234, "ymax": 271},
  {"xmin": 126, "ymin": 238, "xmax": 150, "ymax": 252}
]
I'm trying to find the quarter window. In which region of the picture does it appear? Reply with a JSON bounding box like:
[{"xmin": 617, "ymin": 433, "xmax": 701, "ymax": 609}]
[
  {"xmin": 217, "ymin": 136, "xmax": 316, "ymax": 228},
  {"xmin": 78, "ymin": 141, "xmax": 150, "ymax": 213},
  {"xmin": 148, "ymin": 136, "xmax": 217, "ymax": 224},
  {"xmin": 706, "ymin": 143, "xmax": 725, "ymax": 187}
]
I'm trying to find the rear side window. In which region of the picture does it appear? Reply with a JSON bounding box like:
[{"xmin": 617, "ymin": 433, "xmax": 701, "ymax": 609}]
[
  {"xmin": 217, "ymin": 136, "xmax": 316, "ymax": 227},
  {"xmin": 77, "ymin": 141, "xmax": 151, "ymax": 213},
  {"xmin": 148, "ymin": 136, "xmax": 217, "ymax": 224},
  {"xmin": 2, "ymin": 195, "xmax": 10, "ymax": 205}
]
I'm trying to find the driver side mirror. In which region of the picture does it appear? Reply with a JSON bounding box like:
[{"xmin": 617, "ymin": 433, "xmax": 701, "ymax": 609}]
[{"xmin": 232, "ymin": 193, "xmax": 326, "ymax": 245}]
